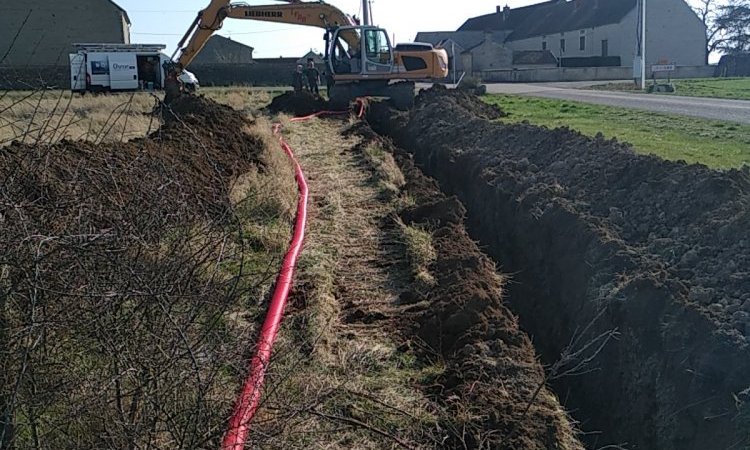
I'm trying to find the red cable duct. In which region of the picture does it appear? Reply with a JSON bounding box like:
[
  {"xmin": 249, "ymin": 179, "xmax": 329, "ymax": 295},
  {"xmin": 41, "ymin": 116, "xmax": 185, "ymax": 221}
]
[
  {"xmin": 221, "ymin": 124, "xmax": 308, "ymax": 450},
  {"xmin": 221, "ymin": 100, "xmax": 367, "ymax": 450}
]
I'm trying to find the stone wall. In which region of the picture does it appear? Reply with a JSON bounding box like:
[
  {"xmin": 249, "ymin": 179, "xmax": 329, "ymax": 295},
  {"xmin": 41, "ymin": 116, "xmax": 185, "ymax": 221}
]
[
  {"xmin": 480, "ymin": 65, "xmax": 715, "ymax": 82},
  {"xmin": 0, "ymin": 61, "xmax": 300, "ymax": 90},
  {"xmin": 189, "ymin": 62, "xmax": 297, "ymax": 87}
]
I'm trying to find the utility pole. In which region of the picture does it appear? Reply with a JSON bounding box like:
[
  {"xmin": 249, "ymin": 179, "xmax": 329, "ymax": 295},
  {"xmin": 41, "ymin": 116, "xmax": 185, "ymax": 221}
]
[
  {"xmin": 362, "ymin": 0, "xmax": 371, "ymax": 25},
  {"xmin": 641, "ymin": 0, "xmax": 647, "ymax": 90}
]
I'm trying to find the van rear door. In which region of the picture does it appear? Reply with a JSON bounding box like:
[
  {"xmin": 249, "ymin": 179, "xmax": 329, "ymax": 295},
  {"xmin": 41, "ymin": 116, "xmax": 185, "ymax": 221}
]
[
  {"xmin": 69, "ymin": 53, "xmax": 86, "ymax": 91},
  {"xmin": 108, "ymin": 53, "xmax": 138, "ymax": 90}
]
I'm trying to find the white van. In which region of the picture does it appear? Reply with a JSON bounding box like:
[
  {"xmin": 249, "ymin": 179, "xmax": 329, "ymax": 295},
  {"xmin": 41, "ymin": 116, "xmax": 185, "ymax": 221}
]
[{"xmin": 69, "ymin": 43, "xmax": 171, "ymax": 93}]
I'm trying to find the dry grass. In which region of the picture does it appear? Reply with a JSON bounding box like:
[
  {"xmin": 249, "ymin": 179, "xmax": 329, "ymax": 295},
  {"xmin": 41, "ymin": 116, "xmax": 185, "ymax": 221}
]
[
  {"xmin": 202, "ymin": 87, "xmax": 277, "ymax": 113},
  {"xmin": 0, "ymin": 87, "xmax": 277, "ymax": 148},
  {"xmin": 361, "ymin": 141, "xmax": 406, "ymax": 199},
  {"xmin": 231, "ymin": 118, "xmax": 296, "ymax": 217},
  {"xmin": 245, "ymin": 117, "xmax": 446, "ymax": 448},
  {"xmin": 359, "ymin": 139, "xmax": 435, "ymax": 286},
  {"xmin": 397, "ymin": 219, "xmax": 437, "ymax": 287},
  {"xmin": 0, "ymin": 90, "xmax": 157, "ymax": 145}
]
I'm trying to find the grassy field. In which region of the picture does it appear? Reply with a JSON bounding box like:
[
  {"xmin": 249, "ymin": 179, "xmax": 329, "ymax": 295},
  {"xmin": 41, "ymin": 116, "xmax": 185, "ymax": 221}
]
[
  {"xmin": 591, "ymin": 77, "xmax": 750, "ymax": 100},
  {"xmin": 5, "ymin": 87, "xmax": 750, "ymax": 170},
  {"xmin": 0, "ymin": 87, "xmax": 274, "ymax": 146},
  {"xmin": 484, "ymin": 94, "xmax": 750, "ymax": 169}
]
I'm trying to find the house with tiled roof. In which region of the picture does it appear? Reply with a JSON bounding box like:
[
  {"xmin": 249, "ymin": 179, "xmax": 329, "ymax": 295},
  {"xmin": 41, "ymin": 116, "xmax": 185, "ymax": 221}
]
[{"xmin": 416, "ymin": 0, "xmax": 706, "ymax": 75}]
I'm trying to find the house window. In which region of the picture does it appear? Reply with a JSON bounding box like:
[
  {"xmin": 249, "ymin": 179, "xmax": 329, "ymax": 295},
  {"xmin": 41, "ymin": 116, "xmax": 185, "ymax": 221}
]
[
  {"xmin": 542, "ymin": 41, "xmax": 547, "ymax": 50},
  {"xmin": 560, "ymin": 38, "xmax": 566, "ymax": 53},
  {"xmin": 601, "ymin": 39, "xmax": 608, "ymax": 57},
  {"xmin": 580, "ymin": 36, "xmax": 586, "ymax": 51}
]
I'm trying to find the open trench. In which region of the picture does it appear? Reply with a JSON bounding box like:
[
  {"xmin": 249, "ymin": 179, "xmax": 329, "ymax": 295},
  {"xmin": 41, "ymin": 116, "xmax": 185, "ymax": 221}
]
[
  {"xmin": 366, "ymin": 88, "xmax": 750, "ymax": 450},
  {"xmin": 263, "ymin": 115, "xmax": 584, "ymax": 449}
]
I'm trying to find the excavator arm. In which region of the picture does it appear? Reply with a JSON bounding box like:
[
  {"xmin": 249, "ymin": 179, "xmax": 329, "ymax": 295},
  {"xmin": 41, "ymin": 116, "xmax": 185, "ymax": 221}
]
[{"xmin": 173, "ymin": 0, "xmax": 358, "ymax": 70}]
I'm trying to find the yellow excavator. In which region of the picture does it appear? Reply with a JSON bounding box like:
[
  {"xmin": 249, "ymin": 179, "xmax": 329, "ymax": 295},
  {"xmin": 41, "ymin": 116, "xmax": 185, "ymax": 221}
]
[{"xmin": 165, "ymin": 0, "xmax": 449, "ymax": 109}]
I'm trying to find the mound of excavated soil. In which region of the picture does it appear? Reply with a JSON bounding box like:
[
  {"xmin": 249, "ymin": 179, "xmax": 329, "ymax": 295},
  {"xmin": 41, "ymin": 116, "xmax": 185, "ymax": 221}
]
[
  {"xmin": 416, "ymin": 84, "xmax": 506, "ymax": 120},
  {"xmin": 5, "ymin": 100, "xmax": 262, "ymax": 233},
  {"xmin": 393, "ymin": 89, "xmax": 750, "ymax": 335},
  {"xmin": 266, "ymin": 91, "xmax": 329, "ymax": 116},
  {"xmin": 367, "ymin": 87, "xmax": 750, "ymax": 450},
  {"xmin": 0, "ymin": 96, "xmax": 266, "ymax": 447}
]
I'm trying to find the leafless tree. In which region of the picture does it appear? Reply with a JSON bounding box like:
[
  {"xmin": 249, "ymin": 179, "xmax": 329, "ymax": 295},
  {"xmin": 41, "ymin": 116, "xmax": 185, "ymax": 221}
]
[
  {"xmin": 693, "ymin": 0, "xmax": 729, "ymax": 63},
  {"xmin": 714, "ymin": 0, "xmax": 750, "ymax": 53}
]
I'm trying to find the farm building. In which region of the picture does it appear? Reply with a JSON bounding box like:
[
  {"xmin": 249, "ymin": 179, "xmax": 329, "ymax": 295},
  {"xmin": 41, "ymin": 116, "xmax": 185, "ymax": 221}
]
[
  {"xmin": 0, "ymin": 0, "xmax": 130, "ymax": 67},
  {"xmin": 297, "ymin": 50, "xmax": 325, "ymax": 66},
  {"xmin": 717, "ymin": 54, "xmax": 750, "ymax": 77},
  {"xmin": 416, "ymin": 0, "xmax": 706, "ymax": 76},
  {"xmin": 191, "ymin": 36, "xmax": 255, "ymax": 65}
]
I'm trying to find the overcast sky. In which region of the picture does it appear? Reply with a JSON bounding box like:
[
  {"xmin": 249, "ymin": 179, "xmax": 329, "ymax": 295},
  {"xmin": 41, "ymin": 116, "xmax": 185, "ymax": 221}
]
[{"xmin": 119, "ymin": 0, "xmax": 706, "ymax": 58}]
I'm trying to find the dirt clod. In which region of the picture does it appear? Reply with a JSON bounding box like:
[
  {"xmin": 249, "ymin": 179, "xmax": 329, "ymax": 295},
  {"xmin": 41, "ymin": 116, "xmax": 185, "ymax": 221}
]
[
  {"xmin": 266, "ymin": 91, "xmax": 329, "ymax": 116},
  {"xmin": 416, "ymin": 84, "xmax": 506, "ymax": 120},
  {"xmin": 400, "ymin": 196, "xmax": 465, "ymax": 227}
]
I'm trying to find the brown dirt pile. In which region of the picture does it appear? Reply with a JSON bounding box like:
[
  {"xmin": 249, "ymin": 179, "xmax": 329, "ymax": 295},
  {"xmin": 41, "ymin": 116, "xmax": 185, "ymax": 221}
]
[
  {"xmin": 367, "ymin": 87, "xmax": 750, "ymax": 450},
  {"xmin": 0, "ymin": 96, "xmax": 267, "ymax": 448},
  {"xmin": 416, "ymin": 84, "xmax": 506, "ymax": 120},
  {"xmin": 266, "ymin": 90, "xmax": 329, "ymax": 116},
  {"xmin": 348, "ymin": 122, "xmax": 582, "ymax": 449},
  {"xmin": 4, "ymin": 96, "xmax": 263, "ymax": 231}
]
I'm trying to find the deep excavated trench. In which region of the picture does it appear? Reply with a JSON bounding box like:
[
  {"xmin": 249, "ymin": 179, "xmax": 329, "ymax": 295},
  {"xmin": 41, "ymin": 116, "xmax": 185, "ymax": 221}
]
[{"xmin": 367, "ymin": 88, "xmax": 750, "ymax": 450}]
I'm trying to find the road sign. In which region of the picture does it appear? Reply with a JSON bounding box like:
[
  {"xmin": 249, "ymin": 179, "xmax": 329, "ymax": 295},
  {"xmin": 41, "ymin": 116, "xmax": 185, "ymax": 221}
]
[{"xmin": 652, "ymin": 64, "xmax": 675, "ymax": 72}]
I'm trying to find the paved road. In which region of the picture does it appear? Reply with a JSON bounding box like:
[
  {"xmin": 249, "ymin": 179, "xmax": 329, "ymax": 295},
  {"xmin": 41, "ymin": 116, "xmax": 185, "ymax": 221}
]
[{"xmin": 484, "ymin": 83, "xmax": 750, "ymax": 124}]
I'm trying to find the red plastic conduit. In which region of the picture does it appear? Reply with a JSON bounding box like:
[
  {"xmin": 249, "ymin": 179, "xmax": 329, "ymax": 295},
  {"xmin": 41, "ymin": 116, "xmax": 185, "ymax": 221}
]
[
  {"xmin": 220, "ymin": 124, "xmax": 308, "ymax": 450},
  {"xmin": 221, "ymin": 101, "xmax": 366, "ymax": 450}
]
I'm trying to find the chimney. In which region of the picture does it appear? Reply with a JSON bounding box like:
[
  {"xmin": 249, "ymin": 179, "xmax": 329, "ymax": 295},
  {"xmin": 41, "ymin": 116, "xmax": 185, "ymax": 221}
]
[{"xmin": 503, "ymin": 5, "xmax": 510, "ymax": 21}]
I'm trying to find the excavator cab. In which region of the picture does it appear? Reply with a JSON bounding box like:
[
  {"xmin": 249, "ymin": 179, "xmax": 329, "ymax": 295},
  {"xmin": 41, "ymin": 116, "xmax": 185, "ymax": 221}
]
[
  {"xmin": 325, "ymin": 25, "xmax": 437, "ymax": 109},
  {"xmin": 361, "ymin": 27, "xmax": 393, "ymax": 74},
  {"xmin": 327, "ymin": 26, "xmax": 393, "ymax": 77}
]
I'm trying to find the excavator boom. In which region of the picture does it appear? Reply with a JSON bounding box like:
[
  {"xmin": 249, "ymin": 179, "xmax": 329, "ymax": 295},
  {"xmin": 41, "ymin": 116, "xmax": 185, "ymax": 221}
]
[{"xmin": 174, "ymin": 0, "xmax": 358, "ymax": 69}]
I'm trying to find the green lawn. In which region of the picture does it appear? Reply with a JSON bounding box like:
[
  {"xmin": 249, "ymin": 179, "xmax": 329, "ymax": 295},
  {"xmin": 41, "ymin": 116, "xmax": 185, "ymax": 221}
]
[
  {"xmin": 484, "ymin": 94, "xmax": 750, "ymax": 169},
  {"xmin": 591, "ymin": 77, "xmax": 750, "ymax": 100}
]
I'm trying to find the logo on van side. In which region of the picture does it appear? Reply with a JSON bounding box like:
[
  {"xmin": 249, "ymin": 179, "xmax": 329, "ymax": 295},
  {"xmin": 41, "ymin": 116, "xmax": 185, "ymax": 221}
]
[
  {"xmin": 112, "ymin": 63, "xmax": 135, "ymax": 70},
  {"xmin": 91, "ymin": 60, "xmax": 109, "ymax": 75}
]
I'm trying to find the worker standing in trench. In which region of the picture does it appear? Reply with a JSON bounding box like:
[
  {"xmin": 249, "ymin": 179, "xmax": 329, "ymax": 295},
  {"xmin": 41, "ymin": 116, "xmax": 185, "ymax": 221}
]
[{"xmin": 292, "ymin": 64, "xmax": 305, "ymax": 93}]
